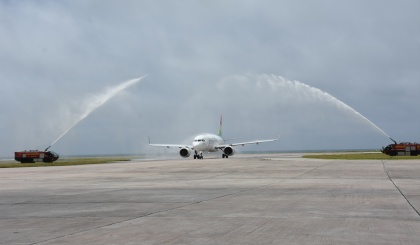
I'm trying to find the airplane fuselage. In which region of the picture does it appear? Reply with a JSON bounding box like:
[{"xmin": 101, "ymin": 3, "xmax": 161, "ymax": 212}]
[{"xmin": 192, "ymin": 134, "xmax": 224, "ymax": 152}]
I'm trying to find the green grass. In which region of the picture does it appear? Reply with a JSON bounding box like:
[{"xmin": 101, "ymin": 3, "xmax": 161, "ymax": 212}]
[
  {"xmin": 0, "ymin": 157, "xmax": 132, "ymax": 168},
  {"xmin": 303, "ymin": 152, "xmax": 420, "ymax": 160}
]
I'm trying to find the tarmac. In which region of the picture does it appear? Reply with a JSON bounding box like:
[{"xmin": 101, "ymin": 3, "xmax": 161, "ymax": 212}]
[{"xmin": 1, "ymin": 153, "xmax": 420, "ymax": 244}]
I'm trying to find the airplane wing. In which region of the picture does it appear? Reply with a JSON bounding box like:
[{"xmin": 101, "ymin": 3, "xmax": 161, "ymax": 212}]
[
  {"xmin": 215, "ymin": 137, "xmax": 280, "ymax": 149},
  {"xmin": 148, "ymin": 143, "xmax": 193, "ymax": 149},
  {"xmin": 148, "ymin": 137, "xmax": 193, "ymax": 149}
]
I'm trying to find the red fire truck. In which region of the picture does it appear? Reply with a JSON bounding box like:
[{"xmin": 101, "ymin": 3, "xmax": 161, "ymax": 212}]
[
  {"xmin": 14, "ymin": 150, "xmax": 59, "ymax": 163},
  {"xmin": 382, "ymin": 139, "xmax": 420, "ymax": 156}
]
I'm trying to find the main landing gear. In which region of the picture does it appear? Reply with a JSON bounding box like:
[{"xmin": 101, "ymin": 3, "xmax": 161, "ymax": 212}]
[
  {"xmin": 194, "ymin": 151, "xmax": 203, "ymax": 159},
  {"xmin": 222, "ymin": 154, "xmax": 229, "ymax": 158}
]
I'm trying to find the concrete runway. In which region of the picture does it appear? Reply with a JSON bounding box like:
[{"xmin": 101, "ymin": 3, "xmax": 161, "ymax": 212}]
[{"xmin": 1, "ymin": 153, "xmax": 420, "ymax": 244}]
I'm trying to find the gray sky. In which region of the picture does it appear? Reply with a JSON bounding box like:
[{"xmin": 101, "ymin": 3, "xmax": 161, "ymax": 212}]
[{"xmin": 1, "ymin": 0, "xmax": 419, "ymax": 157}]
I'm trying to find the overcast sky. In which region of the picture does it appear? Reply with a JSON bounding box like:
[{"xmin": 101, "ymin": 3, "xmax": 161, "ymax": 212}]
[{"xmin": 1, "ymin": 0, "xmax": 419, "ymax": 157}]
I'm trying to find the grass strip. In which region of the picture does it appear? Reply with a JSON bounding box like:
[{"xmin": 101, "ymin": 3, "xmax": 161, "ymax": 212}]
[
  {"xmin": 303, "ymin": 153, "xmax": 420, "ymax": 160},
  {"xmin": 0, "ymin": 158, "xmax": 132, "ymax": 168}
]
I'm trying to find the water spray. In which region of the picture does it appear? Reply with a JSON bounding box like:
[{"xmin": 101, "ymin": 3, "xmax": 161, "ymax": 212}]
[
  {"xmin": 14, "ymin": 76, "xmax": 146, "ymax": 163},
  {"xmin": 48, "ymin": 75, "xmax": 146, "ymax": 149},
  {"xmin": 260, "ymin": 74, "xmax": 392, "ymax": 139}
]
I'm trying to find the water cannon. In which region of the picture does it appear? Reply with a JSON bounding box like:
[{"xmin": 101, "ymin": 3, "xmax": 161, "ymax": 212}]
[
  {"xmin": 44, "ymin": 145, "xmax": 52, "ymax": 152},
  {"xmin": 389, "ymin": 138, "xmax": 397, "ymax": 144}
]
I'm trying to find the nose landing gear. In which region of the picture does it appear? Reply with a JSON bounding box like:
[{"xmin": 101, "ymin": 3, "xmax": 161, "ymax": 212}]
[{"xmin": 194, "ymin": 151, "xmax": 203, "ymax": 159}]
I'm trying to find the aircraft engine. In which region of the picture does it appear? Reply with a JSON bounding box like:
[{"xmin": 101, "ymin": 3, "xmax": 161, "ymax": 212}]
[
  {"xmin": 223, "ymin": 146, "xmax": 235, "ymax": 156},
  {"xmin": 179, "ymin": 148, "xmax": 191, "ymax": 158}
]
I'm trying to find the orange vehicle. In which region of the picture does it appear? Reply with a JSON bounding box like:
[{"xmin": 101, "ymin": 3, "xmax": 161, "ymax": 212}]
[
  {"xmin": 14, "ymin": 150, "xmax": 59, "ymax": 163},
  {"xmin": 382, "ymin": 139, "xmax": 420, "ymax": 156}
]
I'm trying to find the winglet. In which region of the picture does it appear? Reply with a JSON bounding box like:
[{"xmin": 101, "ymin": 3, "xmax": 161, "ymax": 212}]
[{"xmin": 218, "ymin": 114, "xmax": 223, "ymax": 137}]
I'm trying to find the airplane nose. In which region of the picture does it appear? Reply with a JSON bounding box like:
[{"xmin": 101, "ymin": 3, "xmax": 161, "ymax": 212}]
[{"xmin": 193, "ymin": 141, "xmax": 204, "ymax": 150}]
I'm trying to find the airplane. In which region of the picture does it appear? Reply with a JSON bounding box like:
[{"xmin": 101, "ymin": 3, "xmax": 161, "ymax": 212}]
[{"xmin": 148, "ymin": 115, "xmax": 279, "ymax": 159}]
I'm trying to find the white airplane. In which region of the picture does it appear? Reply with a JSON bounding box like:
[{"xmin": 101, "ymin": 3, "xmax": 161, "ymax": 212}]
[{"xmin": 148, "ymin": 116, "xmax": 279, "ymax": 159}]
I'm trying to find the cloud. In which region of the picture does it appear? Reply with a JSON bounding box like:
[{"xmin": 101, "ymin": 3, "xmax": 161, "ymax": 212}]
[{"xmin": 1, "ymin": 1, "xmax": 419, "ymax": 157}]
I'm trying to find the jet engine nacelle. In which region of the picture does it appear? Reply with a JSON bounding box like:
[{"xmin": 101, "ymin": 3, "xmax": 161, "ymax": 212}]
[
  {"xmin": 179, "ymin": 148, "xmax": 191, "ymax": 158},
  {"xmin": 223, "ymin": 146, "xmax": 235, "ymax": 156}
]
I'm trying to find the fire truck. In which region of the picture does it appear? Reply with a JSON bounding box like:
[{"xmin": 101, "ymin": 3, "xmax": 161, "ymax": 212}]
[
  {"xmin": 382, "ymin": 139, "xmax": 420, "ymax": 156},
  {"xmin": 14, "ymin": 150, "xmax": 59, "ymax": 163}
]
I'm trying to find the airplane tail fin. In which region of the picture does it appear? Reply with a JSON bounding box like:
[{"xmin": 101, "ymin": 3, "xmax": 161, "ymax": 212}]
[{"xmin": 218, "ymin": 115, "xmax": 222, "ymax": 137}]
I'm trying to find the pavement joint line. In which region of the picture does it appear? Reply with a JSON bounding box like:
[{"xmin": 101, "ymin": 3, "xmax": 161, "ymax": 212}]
[
  {"xmin": 28, "ymin": 160, "xmax": 330, "ymax": 244},
  {"xmin": 28, "ymin": 201, "xmax": 194, "ymax": 245},
  {"xmin": 293, "ymin": 160, "xmax": 335, "ymax": 179},
  {"xmin": 28, "ymin": 188, "xmax": 264, "ymax": 244},
  {"xmin": 381, "ymin": 160, "xmax": 420, "ymax": 217}
]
